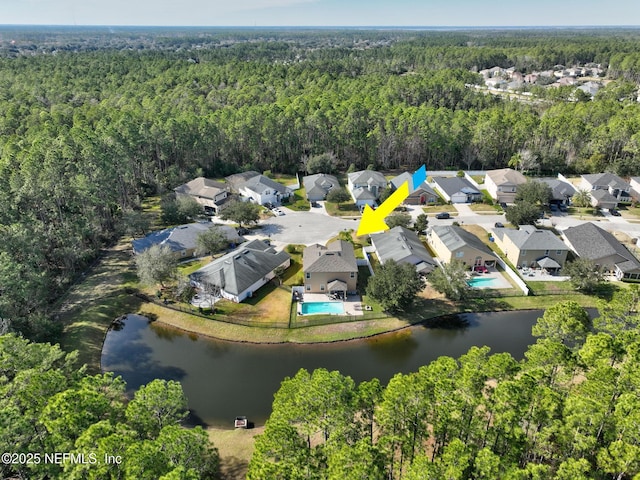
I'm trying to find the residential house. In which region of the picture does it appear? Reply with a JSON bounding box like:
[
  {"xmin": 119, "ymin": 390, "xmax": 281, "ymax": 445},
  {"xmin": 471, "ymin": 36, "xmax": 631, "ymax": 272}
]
[
  {"xmin": 239, "ymin": 174, "xmax": 291, "ymax": 206},
  {"xmin": 370, "ymin": 226, "xmax": 437, "ymax": 275},
  {"xmin": 303, "ymin": 240, "xmax": 358, "ymax": 297},
  {"xmin": 492, "ymin": 225, "xmax": 569, "ymax": 272},
  {"xmin": 225, "ymin": 171, "xmax": 261, "ymax": 193},
  {"xmin": 390, "ymin": 172, "xmax": 439, "ymax": 205},
  {"xmin": 580, "ymin": 173, "xmax": 632, "ymax": 205},
  {"xmin": 347, "ymin": 170, "xmax": 387, "ymax": 207},
  {"xmin": 303, "ymin": 173, "xmax": 340, "ymax": 202},
  {"xmin": 426, "ymin": 225, "xmax": 498, "ymax": 268},
  {"xmin": 590, "ymin": 189, "xmax": 619, "ymax": 210},
  {"xmin": 484, "ymin": 168, "xmax": 528, "ymax": 204},
  {"xmin": 563, "ymin": 222, "xmax": 640, "ymax": 281},
  {"xmin": 431, "ymin": 177, "xmax": 482, "ymax": 204},
  {"xmin": 174, "ymin": 177, "xmax": 229, "ymax": 215},
  {"xmin": 540, "ymin": 178, "xmax": 576, "ymax": 205},
  {"xmin": 189, "ymin": 239, "xmax": 291, "ymax": 303},
  {"xmin": 132, "ymin": 223, "xmax": 244, "ymax": 258},
  {"xmin": 630, "ymin": 177, "xmax": 640, "ymax": 200}
]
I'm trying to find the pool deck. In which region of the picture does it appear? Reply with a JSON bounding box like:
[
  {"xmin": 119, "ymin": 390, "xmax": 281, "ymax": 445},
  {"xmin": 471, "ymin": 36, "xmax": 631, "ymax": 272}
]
[{"xmin": 298, "ymin": 292, "xmax": 364, "ymax": 316}]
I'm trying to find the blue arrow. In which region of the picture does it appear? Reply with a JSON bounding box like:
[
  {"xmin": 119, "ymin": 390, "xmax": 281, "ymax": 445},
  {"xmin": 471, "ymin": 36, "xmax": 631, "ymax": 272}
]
[{"xmin": 412, "ymin": 165, "xmax": 426, "ymax": 192}]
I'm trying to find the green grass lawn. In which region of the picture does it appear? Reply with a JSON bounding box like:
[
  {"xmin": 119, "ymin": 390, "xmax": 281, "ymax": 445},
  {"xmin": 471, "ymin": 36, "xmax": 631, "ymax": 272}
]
[
  {"xmin": 325, "ymin": 200, "xmax": 360, "ymax": 217},
  {"xmin": 469, "ymin": 203, "xmax": 501, "ymax": 213},
  {"xmin": 423, "ymin": 204, "xmax": 457, "ymax": 215},
  {"xmin": 287, "ymin": 188, "xmax": 311, "ymax": 211}
]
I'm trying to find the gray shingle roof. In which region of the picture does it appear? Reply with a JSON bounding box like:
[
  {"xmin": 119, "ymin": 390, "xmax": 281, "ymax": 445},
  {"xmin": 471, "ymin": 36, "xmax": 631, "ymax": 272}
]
[
  {"xmin": 582, "ymin": 173, "xmax": 629, "ymax": 190},
  {"xmin": 499, "ymin": 225, "xmax": 569, "ymax": 251},
  {"xmin": 174, "ymin": 177, "xmax": 227, "ymax": 199},
  {"xmin": 132, "ymin": 223, "xmax": 242, "ymax": 254},
  {"xmin": 225, "ymin": 171, "xmax": 260, "ymax": 192},
  {"xmin": 432, "ymin": 177, "xmax": 480, "ymax": 197},
  {"xmin": 485, "ymin": 168, "xmax": 527, "ymax": 186},
  {"xmin": 303, "ymin": 173, "xmax": 339, "ymax": 191},
  {"xmin": 351, "ymin": 187, "xmax": 377, "ymax": 201},
  {"xmin": 431, "ymin": 225, "xmax": 495, "ymax": 256},
  {"xmin": 370, "ymin": 226, "xmax": 436, "ymax": 273},
  {"xmin": 390, "ymin": 172, "xmax": 437, "ymax": 198},
  {"xmin": 303, "ymin": 240, "xmax": 358, "ymax": 273},
  {"xmin": 591, "ymin": 189, "xmax": 618, "ymax": 203},
  {"xmin": 347, "ymin": 170, "xmax": 387, "ymax": 187},
  {"xmin": 563, "ymin": 222, "xmax": 640, "ymax": 272},
  {"xmin": 242, "ymin": 175, "xmax": 289, "ymax": 195},
  {"xmin": 189, "ymin": 240, "xmax": 290, "ymax": 296},
  {"xmin": 540, "ymin": 178, "xmax": 576, "ymax": 201}
]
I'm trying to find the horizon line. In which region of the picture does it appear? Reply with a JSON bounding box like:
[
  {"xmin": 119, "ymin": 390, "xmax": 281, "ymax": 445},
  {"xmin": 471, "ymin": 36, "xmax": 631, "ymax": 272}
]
[{"xmin": 2, "ymin": 24, "xmax": 640, "ymax": 29}]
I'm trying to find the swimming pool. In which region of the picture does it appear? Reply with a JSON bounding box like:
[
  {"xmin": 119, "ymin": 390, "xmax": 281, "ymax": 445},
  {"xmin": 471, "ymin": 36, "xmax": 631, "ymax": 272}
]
[
  {"xmin": 467, "ymin": 276, "xmax": 504, "ymax": 288},
  {"xmin": 300, "ymin": 301, "xmax": 345, "ymax": 315}
]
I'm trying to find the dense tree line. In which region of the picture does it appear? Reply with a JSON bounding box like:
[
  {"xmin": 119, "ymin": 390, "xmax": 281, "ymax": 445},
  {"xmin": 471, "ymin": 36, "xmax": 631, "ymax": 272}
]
[
  {"xmin": 249, "ymin": 291, "xmax": 640, "ymax": 479},
  {"xmin": 0, "ymin": 334, "xmax": 219, "ymax": 479},
  {"xmin": 1, "ymin": 29, "xmax": 640, "ymax": 340}
]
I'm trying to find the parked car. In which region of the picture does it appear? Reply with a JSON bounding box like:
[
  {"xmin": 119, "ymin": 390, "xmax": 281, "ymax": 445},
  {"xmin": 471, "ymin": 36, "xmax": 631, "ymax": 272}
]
[
  {"xmin": 558, "ymin": 204, "xmax": 568, "ymax": 212},
  {"xmin": 264, "ymin": 202, "xmax": 274, "ymax": 210},
  {"xmin": 473, "ymin": 265, "xmax": 488, "ymax": 274},
  {"xmin": 311, "ymin": 201, "xmax": 320, "ymax": 208},
  {"xmin": 500, "ymin": 202, "xmax": 508, "ymax": 211},
  {"xmin": 237, "ymin": 227, "xmax": 250, "ymax": 235},
  {"xmin": 494, "ymin": 222, "xmax": 504, "ymax": 228},
  {"xmin": 610, "ymin": 209, "xmax": 621, "ymax": 216},
  {"xmin": 549, "ymin": 204, "xmax": 559, "ymax": 212},
  {"xmin": 273, "ymin": 208, "xmax": 285, "ymax": 216},
  {"xmin": 435, "ymin": 212, "xmax": 450, "ymax": 219}
]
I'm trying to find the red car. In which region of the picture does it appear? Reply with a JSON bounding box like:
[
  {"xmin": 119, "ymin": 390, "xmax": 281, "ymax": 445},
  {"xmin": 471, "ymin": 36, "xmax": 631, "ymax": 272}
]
[{"xmin": 473, "ymin": 265, "xmax": 488, "ymax": 274}]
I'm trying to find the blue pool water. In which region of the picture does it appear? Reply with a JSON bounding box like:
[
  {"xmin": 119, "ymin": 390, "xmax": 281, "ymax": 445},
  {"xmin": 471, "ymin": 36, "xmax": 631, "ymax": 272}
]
[
  {"xmin": 301, "ymin": 301, "xmax": 345, "ymax": 315},
  {"xmin": 467, "ymin": 276, "xmax": 503, "ymax": 288}
]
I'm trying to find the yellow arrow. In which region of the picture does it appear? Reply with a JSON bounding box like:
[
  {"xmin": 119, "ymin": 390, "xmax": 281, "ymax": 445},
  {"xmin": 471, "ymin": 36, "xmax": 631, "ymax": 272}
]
[{"xmin": 356, "ymin": 181, "xmax": 410, "ymax": 236}]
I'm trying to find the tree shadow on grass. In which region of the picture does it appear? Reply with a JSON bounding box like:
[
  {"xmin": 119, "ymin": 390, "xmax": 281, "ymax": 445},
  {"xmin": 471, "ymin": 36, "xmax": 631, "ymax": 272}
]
[{"xmin": 219, "ymin": 456, "xmax": 249, "ymax": 480}]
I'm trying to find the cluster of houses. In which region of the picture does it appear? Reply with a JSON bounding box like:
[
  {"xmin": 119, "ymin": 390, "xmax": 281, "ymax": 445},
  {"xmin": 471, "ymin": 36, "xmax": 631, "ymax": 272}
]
[
  {"xmin": 131, "ymin": 165, "xmax": 640, "ymax": 309},
  {"xmin": 477, "ymin": 63, "xmax": 606, "ymax": 99}
]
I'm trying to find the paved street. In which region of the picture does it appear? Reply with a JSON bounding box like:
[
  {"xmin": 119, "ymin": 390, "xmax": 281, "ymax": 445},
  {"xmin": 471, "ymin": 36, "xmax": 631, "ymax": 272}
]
[
  {"xmin": 246, "ymin": 205, "xmax": 358, "ymax": 247},
  {"xmin": 215, "ymin": 199, "xmax": 640, "ymax": 249}
]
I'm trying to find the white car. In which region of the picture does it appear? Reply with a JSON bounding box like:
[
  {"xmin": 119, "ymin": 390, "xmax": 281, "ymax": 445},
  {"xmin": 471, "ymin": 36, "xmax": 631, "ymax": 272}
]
[{"xmin": 273, "ymin": 208, "xmax": 285, "ymax": 216}]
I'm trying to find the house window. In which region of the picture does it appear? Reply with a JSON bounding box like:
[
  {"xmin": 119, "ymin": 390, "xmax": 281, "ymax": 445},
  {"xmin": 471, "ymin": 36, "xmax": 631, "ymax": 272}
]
[
  {"xmin": 305, "ymin": 272, "xmax": 310, "ymax": 279},
  {"xmin": 544, "ymin": 250, "xmax": 549, "ymax": 255},
  {"xmin": 305, "ymin": 285, "xmax": 310, "ymax": 291},
  {"xmin": 350, "ymin": 272, "xmax": 355, "ymax": 278},
  {"xmin": 320, "ymin": 285, "xmax": 325, "ymax": 291},
  {"xmin": 556, "ymin": 250, "xmax": 562, "ymax": 255},
  {"xmin": 521, "ymin": 250, "xmax": 527, "ymax": 255},
  {"xmin": 456, "ymin": 251, "xmax": 464, "ymax": 258}
]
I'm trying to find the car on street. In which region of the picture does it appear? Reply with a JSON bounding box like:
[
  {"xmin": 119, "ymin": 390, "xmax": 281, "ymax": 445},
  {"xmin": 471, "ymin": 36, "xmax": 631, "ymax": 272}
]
[
  {"xmin": 273, "ymin": 208, "xmax": 285, "ymax": 216},
  {"xmin": 435, "ymin": 212, "xmax": 450, "ymax": 219},
  {"xmin": 610, "ymin": 209, "xmax": 621, "ymax": 216},
  {"xmin": 494, "ymin": 222, "xmax": 504, "ymax": 228}
]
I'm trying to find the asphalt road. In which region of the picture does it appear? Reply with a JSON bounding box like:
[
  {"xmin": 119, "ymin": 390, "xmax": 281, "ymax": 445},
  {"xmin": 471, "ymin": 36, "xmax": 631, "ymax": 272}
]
[{"xmin": 217, "ymin": 201, "xmax": 640, "ymax": 248}]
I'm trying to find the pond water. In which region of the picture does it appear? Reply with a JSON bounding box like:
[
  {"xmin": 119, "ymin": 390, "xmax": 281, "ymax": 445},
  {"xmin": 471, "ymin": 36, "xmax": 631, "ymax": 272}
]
[{"xmin": 101, "ymin": 311, "xmax": 542, "ymax": 428}]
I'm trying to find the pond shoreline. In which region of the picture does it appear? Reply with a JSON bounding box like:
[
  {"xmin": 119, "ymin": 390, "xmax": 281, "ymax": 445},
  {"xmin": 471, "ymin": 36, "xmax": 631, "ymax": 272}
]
[{"xmin": 145, "ymin": 302, "xmax": 538, "ymax": 345}]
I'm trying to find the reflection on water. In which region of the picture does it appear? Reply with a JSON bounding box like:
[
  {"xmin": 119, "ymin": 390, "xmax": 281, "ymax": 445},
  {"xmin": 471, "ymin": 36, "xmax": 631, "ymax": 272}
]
[{"xmin": 102, "ymin": 311, "xmax": 541, "ymax": 428}]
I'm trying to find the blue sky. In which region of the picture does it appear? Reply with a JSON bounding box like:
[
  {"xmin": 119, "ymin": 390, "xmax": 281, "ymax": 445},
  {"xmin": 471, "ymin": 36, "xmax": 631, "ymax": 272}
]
[{"xmin": 2, "ymin": 0, "xmax": 639, "ymax": 26}]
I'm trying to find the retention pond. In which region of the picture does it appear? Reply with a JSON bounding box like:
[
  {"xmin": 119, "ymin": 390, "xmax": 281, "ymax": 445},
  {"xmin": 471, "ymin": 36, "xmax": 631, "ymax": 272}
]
[{"xmin": 102, "ymin": 311, "xmax": 541, "ymax": 428}]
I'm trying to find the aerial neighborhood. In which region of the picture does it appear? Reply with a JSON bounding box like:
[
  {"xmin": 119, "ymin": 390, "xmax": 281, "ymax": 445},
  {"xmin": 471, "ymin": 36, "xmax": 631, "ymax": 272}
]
[{"xmin": 131, "ymin": 165, "xmax": 640, "ymax": 317}]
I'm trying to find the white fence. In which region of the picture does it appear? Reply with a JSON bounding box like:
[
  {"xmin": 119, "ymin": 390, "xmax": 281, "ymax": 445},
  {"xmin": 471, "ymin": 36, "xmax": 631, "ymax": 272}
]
[
  {"xmin": 496, "ymin": 257, "xmax": 530, "ymax": 295},
  {"xmin": 361, "ymin": 246, "xmax": 375, "ymax": 276}
]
